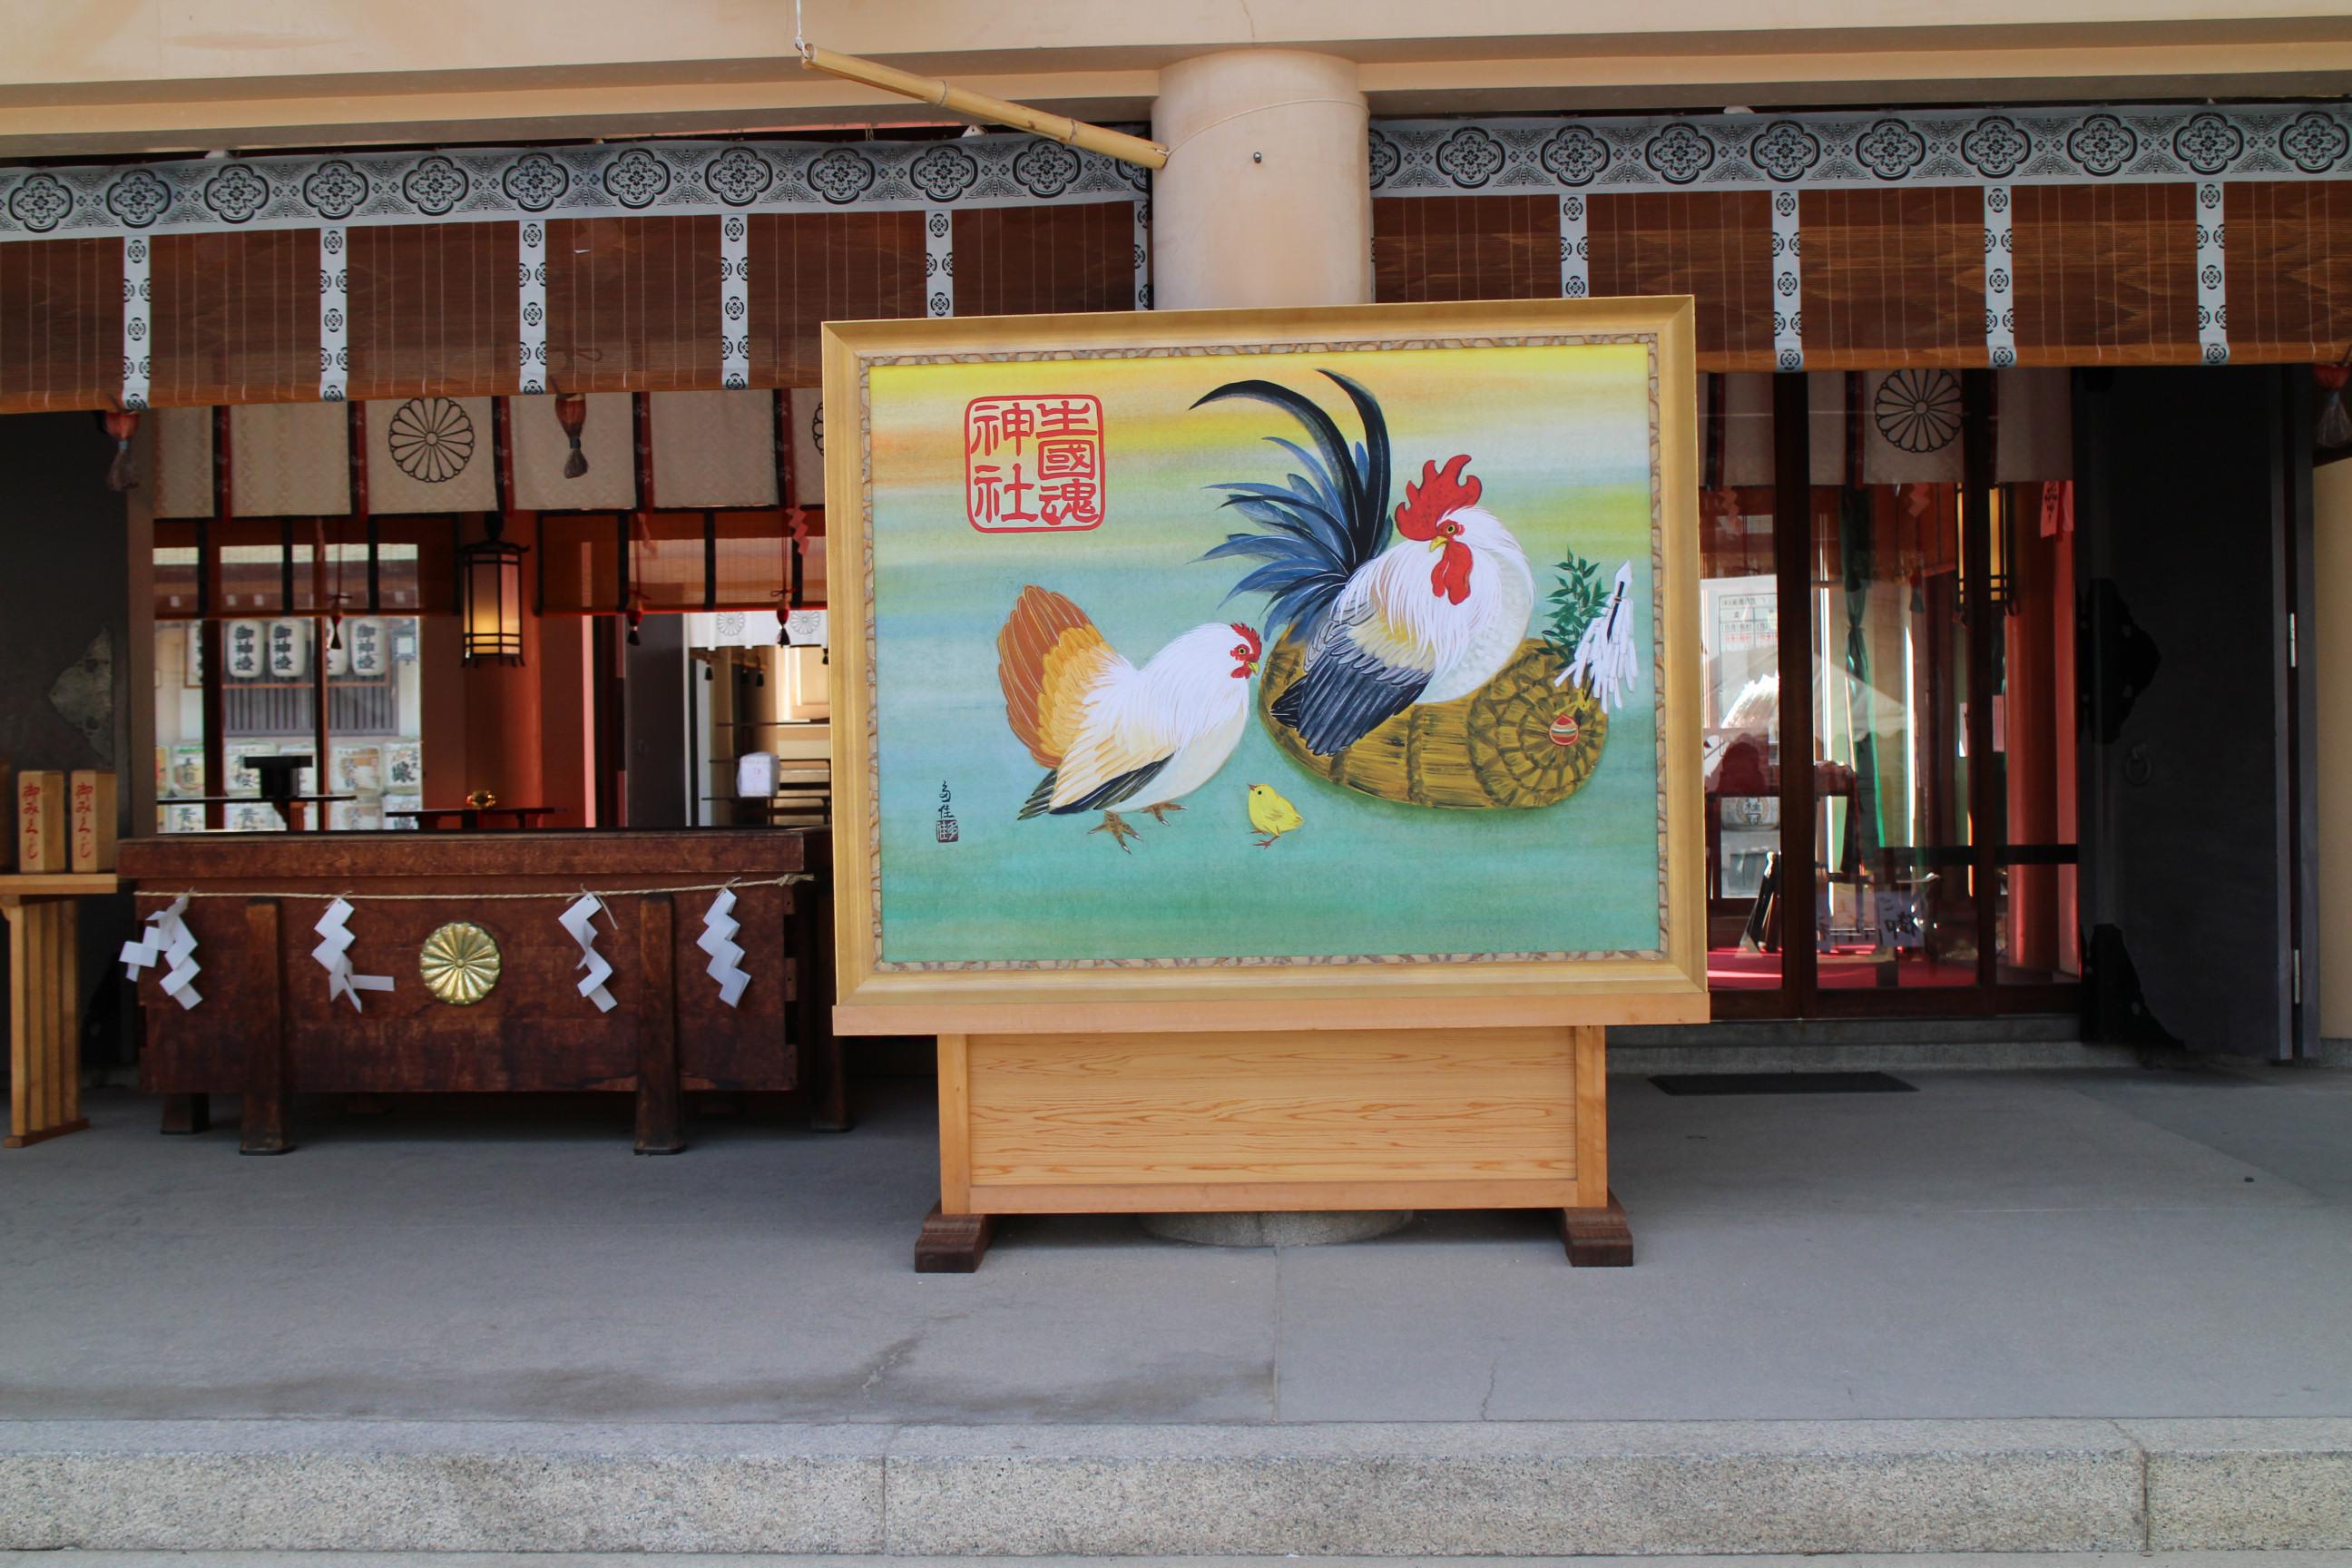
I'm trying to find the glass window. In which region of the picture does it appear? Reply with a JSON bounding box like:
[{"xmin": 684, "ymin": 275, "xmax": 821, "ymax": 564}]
[
  {"xmin": 152, "ymin": 528, "xmax": 431, "ymax": 834},
  {"xmin": 1700, "ymin": 485, "xmax": 1784, "ymax": 991},
  {"xmin": 1812, "ymin": 481, "xmax": 1979, "ymax": 990}
]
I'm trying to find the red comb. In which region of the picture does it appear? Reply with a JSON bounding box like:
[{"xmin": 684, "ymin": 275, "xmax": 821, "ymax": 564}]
[
  {"xmin": 1395, "ymin": 455, "xmax": 1481, "ymax": 540},
  {"xmin": 1230, "ymin": 623, "xmax": 1262, "ymax": 660}
]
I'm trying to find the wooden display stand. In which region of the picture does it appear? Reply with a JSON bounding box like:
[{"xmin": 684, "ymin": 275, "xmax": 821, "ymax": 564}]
[
  {"xmin": 0, "ymin": 872, "xmax": 118, "ymax": 1147},
  {"xmin": 918, "ymin": 1024, "xmax": 1632, "ymax": 1271},
  {"xmin": 825, "ymin": 299, "xmax": 1704, "ymax": 1272}
]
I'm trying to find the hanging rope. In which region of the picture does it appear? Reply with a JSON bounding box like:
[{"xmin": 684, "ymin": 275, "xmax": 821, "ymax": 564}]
[{"xmin": 139, "ymin": 873, "xmax": 811, "ymax": 903}]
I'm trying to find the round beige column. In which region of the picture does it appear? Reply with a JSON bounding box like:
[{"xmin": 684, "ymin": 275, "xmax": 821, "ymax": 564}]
[
  {"xmin": 1142, "ymin": 51, "xmax": 1402, "ymax": 1250},
  {"xmin": 1150, "ymin": 50, "xmax": 1370, "ymax": 312}
]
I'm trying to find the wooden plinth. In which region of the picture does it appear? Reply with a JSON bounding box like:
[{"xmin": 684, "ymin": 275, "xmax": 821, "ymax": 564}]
[
  {"xmin": 1, "ymin": 873, "xmax": 116, "ymax": 1149},
  {"xmin": 924, "ymin": 1024, "xmax": 1626, "ymax": 1269}
]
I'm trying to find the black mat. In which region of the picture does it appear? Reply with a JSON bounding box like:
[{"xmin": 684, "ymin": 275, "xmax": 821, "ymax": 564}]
[{"xmin": 1648, "ymin": 1071, "xmax": 1918, "ymax": 1096}]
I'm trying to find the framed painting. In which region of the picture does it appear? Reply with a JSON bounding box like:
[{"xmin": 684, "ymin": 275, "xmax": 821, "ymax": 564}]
[{"xmin": 827, "ymin": 298, "xmax": 1705, "ymax": 1036}]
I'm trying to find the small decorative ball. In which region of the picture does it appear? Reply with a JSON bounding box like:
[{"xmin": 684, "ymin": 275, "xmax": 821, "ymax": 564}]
[{"xmin": 1548, "ymin": 712, "xmax": 1582, "ymax": 748}]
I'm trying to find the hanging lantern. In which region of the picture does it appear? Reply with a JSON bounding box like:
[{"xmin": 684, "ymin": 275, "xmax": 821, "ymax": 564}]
[
  {"xmin": 459, "ymin": 514, "xmax": 527, "ymax": 665},
  {"xmin": 102, "ymin": 409, "xmax": 140, "ymax": 492},
  {"xmin": 554, "ymin": 393, "xmax": 590, "ymax": 478},
  {"xmin": 266, "ymin": 617, "xmax": 310, "ymax": 680},
  {"xmin": 1955, "ymin": 486, "xmax": 2018, "ymax": 617}
]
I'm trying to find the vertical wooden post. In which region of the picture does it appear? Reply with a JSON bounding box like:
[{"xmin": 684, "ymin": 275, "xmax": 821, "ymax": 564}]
[
  {"xmin": 916, "ymin": 1032, "xmax": 993, "ymax": 1272},
  {"xmin": 5, "ymin": 900, "xmax": 34, "ymax": 1145},
  {"xmin": 3, "ymin": 895, "xmax": 93, "ymax": 1149},
  {"xmin": 1771, "ymin": 370, "xmax": 1818, "ymax": 1008},
  {"xmin": 51, "ymin": 900, "xmax": 77, "ymax": 1132},
  {"xmin": 1961, "ymin": 368, "xmax": 2001, "ymax": 987},
  {"xmin": 1559, "ymin": 1024, "xmax": 1630, "ymax": 1266},
  {"xmin": 240, "ymin": 897, "xmax": 291, "ymax": 1154},
  {"xmin": 633, "ymin": 892, "xmax": 684, "ymax": 1154},
  {"xmin": 796, "ymin": 878, "xmax": 851, "ymax": 1132}
]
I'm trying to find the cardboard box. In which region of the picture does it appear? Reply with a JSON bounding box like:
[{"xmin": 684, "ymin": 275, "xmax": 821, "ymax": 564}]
[
  {"xmin": 70, "ymin": 769, "xmax": 117, "ymax": 872},
  {"xmin": 17, "ymin": 769, "xmax": 66, "ymax": 872}
]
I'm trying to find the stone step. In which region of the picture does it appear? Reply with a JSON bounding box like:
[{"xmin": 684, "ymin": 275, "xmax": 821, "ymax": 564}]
[
  {"xmin": 9, "ymin": 1555, "xmax": 2352, "ymax": 1568},
  {"xmin": 3, "ymin": 1417, "xmax": 2346, "ymax": 1556}
]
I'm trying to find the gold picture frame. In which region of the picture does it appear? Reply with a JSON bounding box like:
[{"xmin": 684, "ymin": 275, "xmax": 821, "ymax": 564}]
[{"xmin": 827, "ymin": 297, "xmax": 1705, "ymax": 1036}]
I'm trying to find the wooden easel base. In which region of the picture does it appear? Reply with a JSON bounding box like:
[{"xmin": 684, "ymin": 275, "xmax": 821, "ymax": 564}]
[
  {"xmin": 916, "ymin": 1203, "xmax": 995, "ymax": 1272},
  {"xmin": 1559, "ymin": 1189, "xmax": 1634, "ymax": 1266},
  {"xmin": 4, "ymin": 1117, "xmax": 88, "ymax": 1149},
  {"xmin": 916, "ymin": 1198, "xmax": 1633, "ymax": 1272},
  {"xmin": 919, "ymin": 1026, "xmax": 1629, "ymax": 1273}
]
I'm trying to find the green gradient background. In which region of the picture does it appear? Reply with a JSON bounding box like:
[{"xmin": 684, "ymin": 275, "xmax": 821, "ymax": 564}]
[{"xmin": 867, "ymin": 343, "xmax": 1660, "ymax": 964}]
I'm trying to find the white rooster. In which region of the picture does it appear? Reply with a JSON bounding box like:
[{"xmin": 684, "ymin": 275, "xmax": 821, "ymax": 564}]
[
  {"xmin": 1197, "ymin": 371, "xmax": 1533, "ymax": 756},
  {"xmin": 996, "ymin": 584, "xmax": 1261, "ymax": 850}
]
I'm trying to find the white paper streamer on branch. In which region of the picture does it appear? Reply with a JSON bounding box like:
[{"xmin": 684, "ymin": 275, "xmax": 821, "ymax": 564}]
[
  {"xmin": 119, "ymin": 895, "xmax": 202, "ymax": 1010},
  {"xmin": 697, "ymin": 886, "xmax": 751, "ymax": 1008},
  {"xmin": 310, "ymin": 897, "xmax": 394, "ymax": 1013},
  {"xmin": 559, "ymin": 893, "xmax": 618, "ymax": 1014},
  {"xmin": 1556, "ymin": 560, "xmax": 1641, "ymax": 712}
]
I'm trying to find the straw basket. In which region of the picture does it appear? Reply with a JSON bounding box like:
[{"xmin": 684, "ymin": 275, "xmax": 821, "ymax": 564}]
[{"xmin": 1259, "ymin": 635, "xmax": 1610, "ymax": 809}]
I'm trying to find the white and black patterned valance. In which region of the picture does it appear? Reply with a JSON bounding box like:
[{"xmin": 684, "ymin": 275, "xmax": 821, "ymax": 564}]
[
  {"xmin": 0, "ymin": 132, "xmax": 1149, "ymax": 243},
  {"xmin": 1371, "ymin": 103, "xmax": 2352, "ymax": 196}
]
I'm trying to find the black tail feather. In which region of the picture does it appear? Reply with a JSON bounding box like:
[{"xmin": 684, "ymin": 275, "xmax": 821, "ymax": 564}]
[{"xmin": 1017, "ymin": 769, "xmax": 1058, "ymax": 819}]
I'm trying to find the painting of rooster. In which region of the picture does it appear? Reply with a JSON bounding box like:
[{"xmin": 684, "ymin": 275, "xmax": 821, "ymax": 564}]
[
  {"xmin": 851, "ymin": 322, "xmax": 1675, "ymax": 969},
  {"xmin": 996, "ymin": 584, "xmax": 1261, "ymax": 850},
  {"xmin": 1197, "ymin": 371, "xmax": 1534, "ymax": 757}
]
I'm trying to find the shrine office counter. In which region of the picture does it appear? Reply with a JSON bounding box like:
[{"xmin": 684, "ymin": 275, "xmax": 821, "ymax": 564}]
[{"xmin": 116, "ymin": 829, "xmax": 840, "ymax": 1152}]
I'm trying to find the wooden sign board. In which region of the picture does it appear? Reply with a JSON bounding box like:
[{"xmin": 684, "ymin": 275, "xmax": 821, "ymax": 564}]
[
  {"xmin": 69, "ymin": 770, "xmax": 116, "ymax": 873},
  {"xmin": 825, "ymin": 299, "xmax": 1703, "ymax": 1263},
  {"xmin": 16, "ymin": 770, "xmax": 65, "ymax": 874}
]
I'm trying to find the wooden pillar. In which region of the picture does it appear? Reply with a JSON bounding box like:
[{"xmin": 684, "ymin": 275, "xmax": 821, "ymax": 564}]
[
  {"xmin": 795, "ymin": 878, "xmax": 851, "ymax": 1132},
  {"xmin": 2, "ymin": 892, "xmax": 91, "ymax": 1148},
  {"xmin": 916, "ymin": 1032, "xmax": 993, "ymax": 1272},
  {"xmin": 1961, "ymin": 370, "xmax": 2000, "ymax": 985},
  {"xmin": 633, "ymin": 892, "xmax": 683, "ymax": 1154},
  {"xmin": 240, "ymin": 897, "xmax": 290, "ymax": 1154},
  {"xmin": 1772, "ymin": 371, "xmax": 1818, "ymax": 1004}
]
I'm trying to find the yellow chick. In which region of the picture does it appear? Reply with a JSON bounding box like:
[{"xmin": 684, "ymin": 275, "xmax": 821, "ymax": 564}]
[{"xmin": 1246, "ymin": 782, "xmax": 1303, "ymax": 848}]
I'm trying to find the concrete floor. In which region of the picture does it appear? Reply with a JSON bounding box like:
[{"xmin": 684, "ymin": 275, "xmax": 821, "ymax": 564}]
[{"xmin": 2, "ymin": 1065, "xmax": 2349, "ymax": 1426}]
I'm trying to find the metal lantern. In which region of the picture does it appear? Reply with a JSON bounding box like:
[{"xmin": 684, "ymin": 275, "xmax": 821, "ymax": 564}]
[{"xmin": 459, "ymin": 514, "xmax": 527, "ymax": 665}]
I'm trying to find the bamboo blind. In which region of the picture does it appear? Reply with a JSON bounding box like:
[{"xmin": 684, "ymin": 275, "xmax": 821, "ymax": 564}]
[
  {"xmin": 744, "ymin": 210, "xmax": 927, "ymax": 388},
  {"xmin": 346, "ymin": 221, "xmax": 519, "ymax": 403},
  {"xmin": 1584, "ymin": 192, "xmax": 1779, "ymax": 370},
  {"xmin": 2005, "ymin": 184, "xmax": 2202, "ymax": 368},
  {"xmin": 0, "ymin": 237, "xmax": 119, "ymax": 410},
  {"xmin": 1796, "ymin": 188, "xmax": 1985, "ymax": 371},
  {"xmin": 149, "ymin": 230, "xmax": 318, "ymax": 407},
  {"xmin": 1372, "ymin": 194, "xmax": 1559, "ymax": 303},
  {"xmin": 952, "ymin": 204, "xmax": 1135, "ymax": 318},
  {"xmin": 2225, "ymin": 181, "xmax": 2352, "ymax": 366},
  {"xmin": 1373, "ymin": 185, "xmax": 2352, "ymax": 371},
  {"xmin": 544, "ymin": 217, "xmax": 725, "ymax": 394},
  {"xmin": 5, "ymin": 181, "xmax": 2352, "ymax": 413}
]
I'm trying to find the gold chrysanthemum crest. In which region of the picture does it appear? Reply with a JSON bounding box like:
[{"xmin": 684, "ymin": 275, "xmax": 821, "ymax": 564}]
[{"xmin": 420, "ymin": 921, "xmax": 501, "ymax": 1005}]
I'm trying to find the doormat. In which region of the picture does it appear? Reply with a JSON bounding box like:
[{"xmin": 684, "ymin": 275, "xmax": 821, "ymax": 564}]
[{"xmin": 1648, "ymin": 1071, "xmax": 1917, "ymax": 1096}]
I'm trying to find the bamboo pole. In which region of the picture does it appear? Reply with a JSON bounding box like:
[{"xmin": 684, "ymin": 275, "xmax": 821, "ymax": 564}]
[{"xmin": 798, "ymin": 44, "xmax": 1168, "ymax": 172}]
